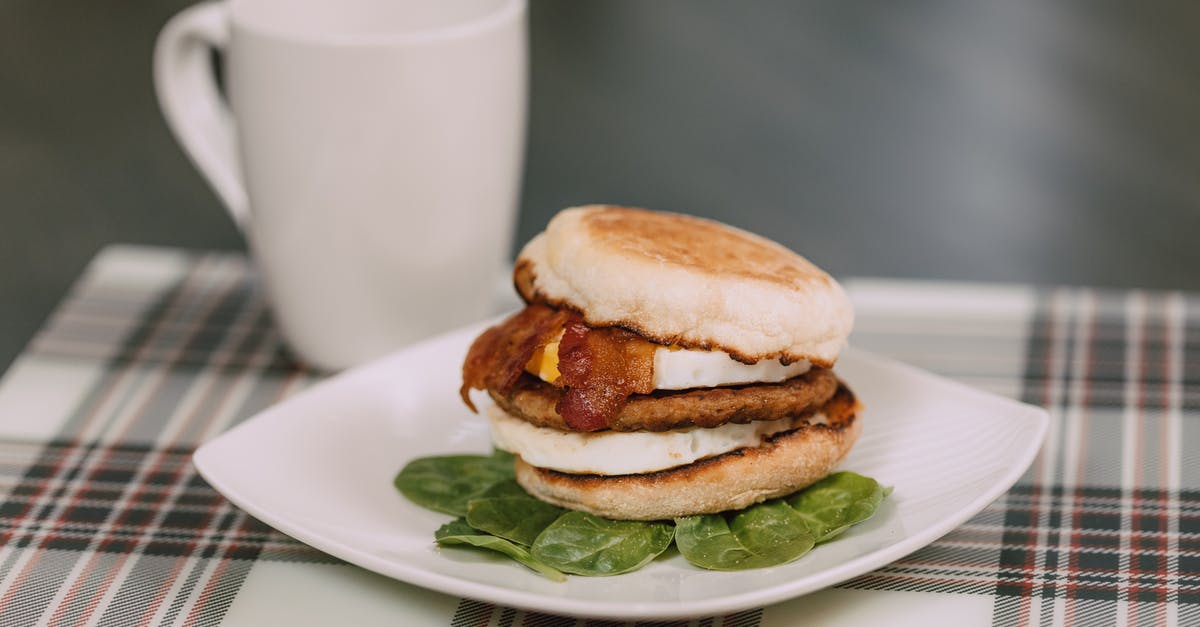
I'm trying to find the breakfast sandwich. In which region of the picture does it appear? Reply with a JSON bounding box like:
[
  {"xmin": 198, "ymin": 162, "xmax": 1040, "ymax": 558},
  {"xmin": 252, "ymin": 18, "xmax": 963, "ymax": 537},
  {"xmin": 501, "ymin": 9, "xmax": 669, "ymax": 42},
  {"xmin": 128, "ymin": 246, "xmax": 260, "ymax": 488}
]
[{"xmin": 459, "ymin": 205, "xmax": 860, "ymax": 521}]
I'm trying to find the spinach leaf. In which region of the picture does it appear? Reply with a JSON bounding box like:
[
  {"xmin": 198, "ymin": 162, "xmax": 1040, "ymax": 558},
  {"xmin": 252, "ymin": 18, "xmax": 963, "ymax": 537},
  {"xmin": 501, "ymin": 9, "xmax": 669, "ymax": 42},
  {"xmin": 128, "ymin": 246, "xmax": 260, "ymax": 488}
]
[
  {"xmin": 396, "ymin": 450, "xmax": 891, "ymax": 577},
  {"xmin": 786, "ymin": 471, "xmax": 890, "ymax": 543},
  {"xmin": 394, "ymin": 450, "xmax": 515, "ymax": 516},
  {"xmin": 674, "ymin": 500, "xmax": 816, "ymax": 571},
  {"xmin": 435, "ymin": 518, "xmax": 566, "ymax": 582},
  {"xmin": 476, "ymin": 478, "xmax": 529, "ymax": 499},
  {"xmin": 434, "ymin": 517, "xmax": 481, "ymax": 540},
  {"xmin": 467, "ymin": 495, "xmax": 566, "ymax": 547},
  {"xmin": 531, "ymin": 511, "xmax": 674, "ymax": 576}
]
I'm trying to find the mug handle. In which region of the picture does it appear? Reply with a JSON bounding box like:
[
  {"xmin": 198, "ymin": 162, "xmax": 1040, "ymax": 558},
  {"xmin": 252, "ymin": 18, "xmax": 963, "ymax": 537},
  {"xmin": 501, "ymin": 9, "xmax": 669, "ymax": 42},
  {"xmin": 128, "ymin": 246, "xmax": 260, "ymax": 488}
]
[{"xmin": 153, "ymin": 1, "xmax": 248, "ymax": 229}]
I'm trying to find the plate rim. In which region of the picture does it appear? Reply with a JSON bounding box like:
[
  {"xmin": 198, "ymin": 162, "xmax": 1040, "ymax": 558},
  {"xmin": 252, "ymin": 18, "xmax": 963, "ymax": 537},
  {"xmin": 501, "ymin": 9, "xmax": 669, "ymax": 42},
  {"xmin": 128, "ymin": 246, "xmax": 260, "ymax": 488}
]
[{"xmin": 193, "ymin": 328, "xmax": 1050, "ymax": 620}]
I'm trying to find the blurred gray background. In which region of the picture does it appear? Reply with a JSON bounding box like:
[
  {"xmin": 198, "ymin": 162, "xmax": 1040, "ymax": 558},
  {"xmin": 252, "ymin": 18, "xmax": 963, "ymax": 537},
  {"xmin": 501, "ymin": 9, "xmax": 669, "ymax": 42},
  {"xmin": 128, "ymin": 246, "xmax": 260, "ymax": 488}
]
[{"xmin": 3, "ymin": 0, "xmax": 1200, "ymax": 373}]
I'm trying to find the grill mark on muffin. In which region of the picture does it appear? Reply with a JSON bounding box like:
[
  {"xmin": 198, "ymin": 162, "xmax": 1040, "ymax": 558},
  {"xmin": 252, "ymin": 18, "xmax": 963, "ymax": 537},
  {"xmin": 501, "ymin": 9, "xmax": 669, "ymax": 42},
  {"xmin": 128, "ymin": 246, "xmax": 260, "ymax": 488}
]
[
  {"xmin": 515, "ymin": 290, "xmax": 839, "ymax": 367},
  {"xmin": 582, "ymin": 207, "xmax": 831, "ymax": 286},
  {"xmin": 518, "ymin": 249, "xmax": 836, "ymax": 366},
  {"xmin": 511, "ymin": 206, "xmax": 847, "ymax": 366}
]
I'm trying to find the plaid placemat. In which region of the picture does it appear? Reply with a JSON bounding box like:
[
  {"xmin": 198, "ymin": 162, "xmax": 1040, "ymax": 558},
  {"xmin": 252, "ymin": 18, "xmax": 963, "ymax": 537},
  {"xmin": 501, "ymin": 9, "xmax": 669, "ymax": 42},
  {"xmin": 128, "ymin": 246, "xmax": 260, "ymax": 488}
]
[{"xmin": 0, "ymin": 246, "xmax": 1195, "ymax": 626}]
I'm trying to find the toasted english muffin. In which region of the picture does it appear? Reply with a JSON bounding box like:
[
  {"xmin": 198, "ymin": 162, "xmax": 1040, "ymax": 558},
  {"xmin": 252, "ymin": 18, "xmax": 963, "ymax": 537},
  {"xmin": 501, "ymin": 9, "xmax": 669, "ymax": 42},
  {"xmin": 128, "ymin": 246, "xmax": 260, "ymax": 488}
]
[
  {"xmin": 462, "ymin": 205, "xmax": 863, "ymax": 520},
  {"xmin": 513, "ymin": 205, "xmax": 853, "ymax": 366}
]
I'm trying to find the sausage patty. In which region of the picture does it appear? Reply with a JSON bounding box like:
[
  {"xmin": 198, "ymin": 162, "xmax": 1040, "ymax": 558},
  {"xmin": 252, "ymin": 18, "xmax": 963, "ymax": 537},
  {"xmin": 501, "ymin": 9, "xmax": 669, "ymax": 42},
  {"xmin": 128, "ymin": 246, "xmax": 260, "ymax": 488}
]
[{"xmin": 488, "ymin": 366, "xmax": 840, "ymax": 433}]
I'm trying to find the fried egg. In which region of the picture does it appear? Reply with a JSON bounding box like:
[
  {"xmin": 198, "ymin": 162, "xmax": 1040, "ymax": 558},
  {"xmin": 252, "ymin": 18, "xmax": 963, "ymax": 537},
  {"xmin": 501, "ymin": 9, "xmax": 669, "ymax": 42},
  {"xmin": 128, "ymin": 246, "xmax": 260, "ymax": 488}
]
[
  {"xmin": 525, "ymin": 331, "xmax": 810, "ymax": 391},
  {"xmin": 488, "ymin": 404, "xmax": 817, "ymax": 475}
]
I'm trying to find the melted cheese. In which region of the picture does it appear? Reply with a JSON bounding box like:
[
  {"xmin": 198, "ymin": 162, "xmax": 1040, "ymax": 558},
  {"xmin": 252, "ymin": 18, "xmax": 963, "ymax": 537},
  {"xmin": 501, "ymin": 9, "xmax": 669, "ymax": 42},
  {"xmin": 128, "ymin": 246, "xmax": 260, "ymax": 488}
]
[{"xmin": 526, "ymin": 335, "xmax": 562, "ymax": 382}]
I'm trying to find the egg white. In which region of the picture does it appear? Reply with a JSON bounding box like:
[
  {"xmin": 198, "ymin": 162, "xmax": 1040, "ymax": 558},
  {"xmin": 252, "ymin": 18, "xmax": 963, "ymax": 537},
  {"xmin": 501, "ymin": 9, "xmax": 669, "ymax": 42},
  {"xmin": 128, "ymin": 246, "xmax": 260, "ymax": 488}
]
[
  {"xmin": 653, "ymin": 348, "xmax": 809, "ymax": 390},
  {"xmin": 510, "ymin": 336, "xmax": 814, "ymax": 474},
  {"xmin": 488, "ymin": 404, "xmax": 815, "ymax": 475},
  {"xmin": 529, "ymin": 331, "xmax": 810, "ymax": 390}
]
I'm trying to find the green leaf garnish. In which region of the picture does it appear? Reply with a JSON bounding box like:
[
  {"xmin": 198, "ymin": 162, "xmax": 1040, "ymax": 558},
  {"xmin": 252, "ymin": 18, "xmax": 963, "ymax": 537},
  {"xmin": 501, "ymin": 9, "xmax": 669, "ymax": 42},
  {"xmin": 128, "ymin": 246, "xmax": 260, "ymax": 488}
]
[
  {"xmin": 393, "ymin": 450, "xmax": 514, "ymax": 516},
  {"xmin": 675, "ymin": 500, "xmax": 816, "ymax": 570},
  {"xmin": 435, "ymin": 518, "xmax": 566, "ymax": 582},
  {"xmin": 531, "ymin": 511, "xmax": 675, "ymax": 576},
  {"xmin": 467, "ymin": 495, "xmax": 566, "ymax": 547},
  {"xmin": 396, "ymin": 453, "xmax": 889, "ymax": 577},
  {"xmin": 786, "ymin": 471, "xmax": 889, "ymax": 543}
]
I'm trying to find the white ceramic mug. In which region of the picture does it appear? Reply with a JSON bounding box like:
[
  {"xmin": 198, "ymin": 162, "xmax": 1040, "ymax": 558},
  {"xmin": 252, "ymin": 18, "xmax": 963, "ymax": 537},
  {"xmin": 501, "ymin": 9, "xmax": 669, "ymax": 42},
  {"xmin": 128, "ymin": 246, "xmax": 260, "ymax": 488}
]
[{"xmin": 154, "ymin": 0, "xmax": 527, "ymax": 370}]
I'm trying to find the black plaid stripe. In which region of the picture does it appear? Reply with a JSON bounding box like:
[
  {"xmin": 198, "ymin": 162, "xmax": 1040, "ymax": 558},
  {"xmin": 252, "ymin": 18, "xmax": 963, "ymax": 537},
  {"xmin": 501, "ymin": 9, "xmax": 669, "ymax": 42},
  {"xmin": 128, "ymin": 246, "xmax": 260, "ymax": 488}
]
[
  {"xmin": 994, "ymin": 289, "xmax": 1198, "ymax": 624},
  {"xmin": 30, "ymin": 258, "xmax": 298, "ymax": 373},
  {"xmin": 1022, "ymin": 290, "xmax": 1200, "ymax": 411},
  {"xmin": 992, "ymin": 486, "xmax": 1200, "ymax": 602},
  {"xmin": 450, "ymin": 598, "xmax": 494, "ymax": 625},
  {"xmin": 0, "ymin": 252, "xmax": 328, "ymax": 626},
  {"xmin": 838, "ymin": 287, "xmax": 1200, "ymax": 626},
  {"xmin": 6, "ymin": 249, "xmax": 1198, "ymax": 626},
  {"xmin": 0, "ymin": 441, "xmax": 317, "ymax": 559}
]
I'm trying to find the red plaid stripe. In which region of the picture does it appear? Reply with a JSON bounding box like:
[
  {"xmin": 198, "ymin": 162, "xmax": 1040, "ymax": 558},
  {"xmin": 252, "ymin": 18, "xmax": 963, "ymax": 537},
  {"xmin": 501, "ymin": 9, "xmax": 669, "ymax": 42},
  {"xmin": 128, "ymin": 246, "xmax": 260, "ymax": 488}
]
[
  {"xmin": 4, "ymin": 250, "xmax": 1198, "ymax": 626},
  {"xmin": 0, "ymin": 253, "xmax": 329, "ymax": 626},
  {"xmin": 841, "ymin": 289, "xmax": 1200, "ymax": 626}
]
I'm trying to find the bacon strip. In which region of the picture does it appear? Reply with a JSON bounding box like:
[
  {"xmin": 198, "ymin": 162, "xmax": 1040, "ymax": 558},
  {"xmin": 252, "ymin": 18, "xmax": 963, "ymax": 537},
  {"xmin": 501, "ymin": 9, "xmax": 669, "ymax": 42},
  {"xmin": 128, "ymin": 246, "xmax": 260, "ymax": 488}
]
[
  {"xmin": 460, "ymin": 304, "xmax": 569, "ymax": 411},
  {"xmin": 460, "ymin": 304, "xmax": 657, "ymax": 432},
  {"xmin": 555, "ymin": 317, "xmax": 656, "ymax": 431}
]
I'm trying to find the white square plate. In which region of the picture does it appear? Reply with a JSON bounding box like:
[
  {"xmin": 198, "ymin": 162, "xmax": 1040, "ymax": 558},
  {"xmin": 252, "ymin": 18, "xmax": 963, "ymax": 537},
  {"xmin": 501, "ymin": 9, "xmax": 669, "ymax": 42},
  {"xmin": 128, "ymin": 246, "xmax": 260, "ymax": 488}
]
[{"xmin": 193, "ymin": 321, "xmax": 1048, "ymax": 620}]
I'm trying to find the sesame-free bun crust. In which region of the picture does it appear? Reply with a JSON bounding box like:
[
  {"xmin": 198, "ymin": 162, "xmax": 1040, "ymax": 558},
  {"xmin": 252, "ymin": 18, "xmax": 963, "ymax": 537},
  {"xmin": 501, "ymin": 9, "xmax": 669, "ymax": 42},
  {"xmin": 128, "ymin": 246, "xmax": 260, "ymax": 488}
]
[
  {"xmin": 514, "ymin": 205, "xmax": 853, "ymax": 366},
  {"xmin": 514, "ymin": 384, "xmax": 862, "ymax": 520}
]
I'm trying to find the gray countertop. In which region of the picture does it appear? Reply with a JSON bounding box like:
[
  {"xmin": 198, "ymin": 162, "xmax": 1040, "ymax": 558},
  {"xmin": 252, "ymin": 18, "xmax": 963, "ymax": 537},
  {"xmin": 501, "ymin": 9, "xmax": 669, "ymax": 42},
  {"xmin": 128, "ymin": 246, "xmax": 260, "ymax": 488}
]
[{"xmin": 4, "ymin": 0, "xmax": 1199, "ymax": 374}]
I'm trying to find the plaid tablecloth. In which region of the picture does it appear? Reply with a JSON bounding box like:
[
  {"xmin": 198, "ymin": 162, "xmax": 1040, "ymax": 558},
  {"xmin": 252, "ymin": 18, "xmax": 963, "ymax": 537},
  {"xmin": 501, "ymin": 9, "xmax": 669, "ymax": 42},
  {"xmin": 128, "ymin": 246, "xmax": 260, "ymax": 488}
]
[{"xmin": 0, "ymin": 245, "xmax": 1196, "ymax": 626}]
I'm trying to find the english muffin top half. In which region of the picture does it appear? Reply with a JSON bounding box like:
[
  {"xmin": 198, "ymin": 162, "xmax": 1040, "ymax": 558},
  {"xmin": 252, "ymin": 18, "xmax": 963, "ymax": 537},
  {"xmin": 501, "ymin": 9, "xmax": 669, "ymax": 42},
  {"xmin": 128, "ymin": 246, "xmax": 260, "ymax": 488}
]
[{"xmin": 513, "ymin": 205, "xmax": 853, "ymax": 367}]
